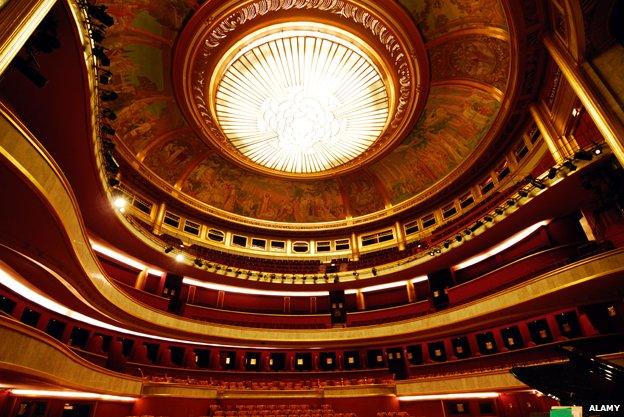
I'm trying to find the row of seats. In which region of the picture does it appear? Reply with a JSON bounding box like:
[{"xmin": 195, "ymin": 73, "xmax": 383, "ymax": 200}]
[{"xmin": 208, "ymin": 404, "xmax": 355, "ymax": 417}]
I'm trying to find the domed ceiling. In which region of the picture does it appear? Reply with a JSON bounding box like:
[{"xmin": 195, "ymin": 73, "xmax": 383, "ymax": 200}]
[{"xmin": 102, "ymin": 0, "xmax": 513, "ymax": 227}]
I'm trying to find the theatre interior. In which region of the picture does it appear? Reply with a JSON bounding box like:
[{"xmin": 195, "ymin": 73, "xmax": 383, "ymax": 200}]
[{"xmin": 1, "ymin": 0, "xmax": 624, "ymax": 416}]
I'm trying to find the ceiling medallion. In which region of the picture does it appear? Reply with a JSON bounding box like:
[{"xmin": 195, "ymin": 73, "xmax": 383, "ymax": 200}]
[
  {"xmin": 212, "ymin": 24, "xmax": 390, "ymax": 174},
  {"xmin": 174, "ymin": 0, "xmax": 428, "ymax": 179}
]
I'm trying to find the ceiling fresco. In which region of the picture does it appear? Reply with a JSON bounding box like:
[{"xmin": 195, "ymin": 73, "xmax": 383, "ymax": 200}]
[{"xmin": 101, "ymin": 0, "xmax": 513, "ymax": 225}]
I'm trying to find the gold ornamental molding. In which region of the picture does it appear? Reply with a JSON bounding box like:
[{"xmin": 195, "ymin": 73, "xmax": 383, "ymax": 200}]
[
  {"xmin": 173, "ymin": 0, "xmax": 429, "ymax": 180},
  {"xmin": 395, "ymin": 370, "xmax": 526, "ymax": 396}
]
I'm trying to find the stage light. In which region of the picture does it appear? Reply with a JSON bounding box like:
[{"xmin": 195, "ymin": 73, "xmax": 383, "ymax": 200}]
[
  {"xmin": 484, "ymin": 215, "xmax": 493, "ymax": 222},
  {"xmin": 530, "ymin": 179, "xmax": 546, "ymax": 189},
  {"xmin": 455, "ymin": 235, "xmax": 463, "ymax": 242},
  {"xmin": 164, "ymin": 246, "xmax": 174, "ymax": 253},
  {"xmin": 519, "ymin": 189, "xmax": 529, "ymax": 197},
  {"xmin": 101, "ymin": 108, "xmax": 117, "ymax": 120},
  {"xmin": 593, "ymin": 146, "xmax": 602, "ymax": 155},
  {"xmin": 563, "ymin": 160, "xmax": 577, "ymax": 171},
  {"xmin": 193, "ymin": 258, "xmax": 203, "ymax": 267},
  {"xmin": 87, "ymin": 4, "xmax": 114, "ymax": 27},
  {"xmin": 547, "ymin": 167, "xmax": 558, "ymax": 179},
  {"xmin": 99, "ymin": 70, "xmax": 113, "ymax": 84},
  {"xmin": 102, "ymin": 139, "xmax": 115, "ymax": 150},
  {"xmin": 113, "ymin": 196, "xmax": 127, "ymax": 211},
  {"xmin": 507, "ymin": 199, "xmax": 516, "ymax": 206},
  {"xmin": 443, "ymin": 241, "xmax": 450, "ymax": 249},
  {"xmin": 107, "ymin": 177, "xmax": 120, "ymax": 187},
  {"xmin": 103, "ymin": 152, "xmax": 119, "ymax": 173},
  {"xmin": 101, "ymin": 124, "xmax": 115, "ymax": 136},
  {"xmin": 574, "ymin": 150, "xmax": 592, "ymax": 161},
  {"xmin": 434, "ymin": 248, "xmax": 441, "ymax": 254},
  {"xmin": 89, "ymin": 27, "xmax": 106, "ymax": 43},
  {"xmin": 100, "ymin": 90, "xmax": 118, "ymax": 101},
  {"xmin": 464, "ymin": 229, "xmax": 472, "ymax": 236},
  {"xmin": 371, "ymin": 268, "xmax": 377, "ymax": 276},
  {"xmin": 495, "ymin": 208, "xmax": 504, "ymax": 215},
  {"xmin": 92, "ymin": 45, "xmax": 110, "ymax": 66}
]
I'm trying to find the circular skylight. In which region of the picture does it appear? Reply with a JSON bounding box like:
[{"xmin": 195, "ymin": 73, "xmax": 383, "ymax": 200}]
[{"xmin": 214, "ymin": 26, "xmax": 390, "ymax": 174}]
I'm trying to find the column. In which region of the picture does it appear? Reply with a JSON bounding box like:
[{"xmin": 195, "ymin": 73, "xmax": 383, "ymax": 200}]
[
  {"xmin": 529, "ymin": 103, "xmax": 568, "ymax": 163},
  {"xmin": 544, "ymin": 34, "xmax": 624, "ymax": 166},
  {"xmin": 406, "ymin": 280, "xmax": 416, "ymax": 303},
  {"xmin": 156, "ymin": 272, "xmax": 167, "ymax": 296},
  {"xmin": 350, "ymin": 232, "xmax": 360, "ymax": 261},
  {"xmin": 394, "ymin": 221, "xmax": 406, "ymax": 251},
  {"xmin": 0, "ymin": 0, "xmax": 57, "ymax": 75},
  {"xmin": 355, "ymin": 290, "xmax": 366, "ymax": 311},
  {"xmin": 134, "ymin": 267, "xmax": 148, "ymax": 290},
  {"xmin": 152, "ymin": 202, "xmax": 166, "ymax": 234}
]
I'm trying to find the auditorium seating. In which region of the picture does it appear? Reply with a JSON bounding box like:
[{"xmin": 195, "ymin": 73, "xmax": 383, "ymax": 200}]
[{"xmin": 207, "ymin": 404, "xmax": 357, "ymax": 417}]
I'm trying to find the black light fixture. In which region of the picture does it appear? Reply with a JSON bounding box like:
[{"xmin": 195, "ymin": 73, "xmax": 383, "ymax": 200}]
[
  {"xmin": 164, "ymin": 246, "xmax": 174, "ymax": 253},
  {"xmin": 464, "ymin": 229, "xmax": 472, "ymax": 236},
  {"xmin": 495, "ymin": 207, "xmax": 504, "ymax": 215},
  {"xmin": 455, "ymin": 235, "xmax": 463, "ymax": 242},
  {"xmin": 92, "ymin": 45, "xmax": 110, "ymax": 66},
  {"xmin": 193, "ymin": 258, "xmax": 203, "ymax": 267},
  {"xmin": 100, "ymin": 89, "xmax": 118, "ymax": 101},
  {"xmin": 101, "ymin": 139, "xmax": 115, "ymax": 150},
  {"xmin": 101, "ymin": 108, "xmax": 117, "ymax": 120},
  {"xmin": 507, "ymin": 199, "xmax": 516, "ymax": 207},
  {"xmin": 484, "ymin": 215, "xmax": 493, "ymax": 222},
  {"xmin": 547, "ymin": 167, "xmax": 558, "ymax": 179},
  {"xmin": 443, "ymin": 241, "xmax": 450, "ymax": 249},
  {"xmin": 563, "ymin": 160, "xmax": 577, "ymax": 171},
  {"xmin": 371, "ymin": 267, "xmax": 377, "ymax": 276},
  {"xmin": 87, "ymin": 4, "xmax": 114, "ymax": 27},
  {"xmin": 107, "ymin": 177, "xmax": 120, "ymax": 187},
  {"xmin": 101, "ymin": 124, "xmax": 116, "ymax": 136},
  {"xmin": 518, "ymin": 189, "xmax": 529, "ymax": 197},
  {"xmin": 573, "ymin": 150, "xmax": 593, "ymax": 161},
  {"xmin": 530, "ymin": 178, "xmax": 546, "ymax": 190},
  {"xmin": 13, "ymin": 56, "xmax": 48, "ymax": 88},
  {"xmin": 99, "ymin": 69, "xmax": 113, "ymax": 84},
  {"xmin": 89, "ymin": 26, "xmax": 106, "ymax": 43},
  {"xmin": 103, "ymin": 152, "xmax": 119, "ymax": 173}
]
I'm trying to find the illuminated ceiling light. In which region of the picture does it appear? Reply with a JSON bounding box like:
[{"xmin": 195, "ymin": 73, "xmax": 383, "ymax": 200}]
[
  {"xmin": 593, "ymin": 146, "xmax": 602, "ymax": 155},
  {"xmin": 214, "ymin": 25, "xmax": 389, "ymax": 174},
  {"xmin": 453, "ymin": 220, "xmax": 549, "ymax": 270},
  {"xmin": 175, "ymin": 253, "xmax": 184, "ymax": 262},
  {"xmin": 113, "ymin": 196, "xmax": 127, "ymax": 210},
  {"xmin": 10, "ymin": 389, "xmax": 135, "ymax": 402},
  {"xmin": 0, "ymin": 264, "xmax": 280, "ymax": 349},
  {"xmin": 399, "ymin": 392, "xmax": 499, "ymax": 401},
  {"xmin": 90, "ymin": 241, "xmax": 162, "ymax": 276},
  {"xmin": 183, "ymin": 277, "xmax": 328, "ymax": 297}
]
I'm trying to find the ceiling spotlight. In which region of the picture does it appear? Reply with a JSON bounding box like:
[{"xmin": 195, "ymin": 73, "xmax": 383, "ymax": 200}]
[
  {"xmin": 455, "ymin": 235, "xmax": 463, "ymax": 242},
  {"xmin": 113, "ymin": 196, "xmax": 127, "ymax": 210},
  {"xmin": 563, "ymin": 160, "xmax": 577, "ymax": 171},
  {"xmin": 573, "ymin": 150, "xmax": 592, "ymax": 161},
  {"xmin": 593, "ymin": 146, "xmax": 602, "ymax": 155},
  {"xmin": 100, "ymin": 90, "xmax": 118, "ymax": 101},
  {"xmin": 464, "ymin": 229, "xmax": 472, "ymax": 236},
  {"xmin": 519, "ymin": 189, "xmax": 529, "ymax": 197},
  {"xmin": 434, "ymin": 248, "xmax": 441, "ymax": 254},
  {"xmin": 102, "ymin": 139, "xmax": 115, "ymax": 150},
  {"xmin": 484, "ymin": 215, "xmax": 493, "ymax": 222},
  {"xmin": 104, "ymin": 152, "xmax": 119, "ymax": 174},
  {"xmin": 547, "ymin": 167, "xmax": 558, "ymax": 179},
  {"xmin": 429, "ymin": 251, "xmax": 435, "ymax": 256},
  {"xmin": 101, "ymin": 108, "xmax": 117, "ymax": 120},
  {"xmin": 175, "ymin": 253, "xmax": 184, "ymax": 262},
  {"xmin": 101, "ymin": 124, "xmax": 115, "ymax": 136},
  {"xmin": 89, "ymin": 27, "xmax": 106, "ymax": 43},
  {"xmin": 443, "ymin": 241, "xmax": 450, "ymax": 249},
  {"xmin": 99, "ymin": 69, "xmax": 113, "ymax": 84},
  {"xmin": 87, "ymin": 4, "xmax": 114, "ymax": 27},
  {"xmin": 193, "ymin": 258, "xmax": 203, "ymax": 267},
  {"xmin": 371, "ymin": 268, "xmax": 377, "ymax": 276},
  {"xmin": 92, "ymin": 46, "xmax": 110, "ymax": 66},
  {"xmin": 107, "ymin": 177, "xmax": 120, "ymax": 187},
  {"xmin": 531, "ymin": 179, "xmax": 546, "ymax": 190},
  {"xmin": 164, "ymin": 246, "xmax": 174, "ymax": 253},
  {"xmin": 507, "ymin": 199, "xmax": 516, "ymax": 207},
  {"xmin": 495, "ymin": 208, "xmax": 504, "ymax": 215}
]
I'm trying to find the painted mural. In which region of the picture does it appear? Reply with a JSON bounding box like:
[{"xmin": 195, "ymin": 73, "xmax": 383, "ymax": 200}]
[
  {"xmin": 340, "ymin": 171, "xmax": 386, "ymax": 217},
  {"xmin": 370, "ymin": 85, "xmax": 501, "ymax": 204},
  {"xmin": 94, "ymin": 0, "xmax": 512, "ymax": 223},
  {"xmin": 399, "ymin": 0, "xmax": 507, "ymax": 40},
  {"xmin": 182, "ymin": 155, "xmax": 345, "ymax": 223},
  {"xmin": 429, "ymin": 36, "xmax": 510, "ymax": 91},
  {"xmin": 142, "ymin": 131, "xmax": 202, "ymax": 184}
]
